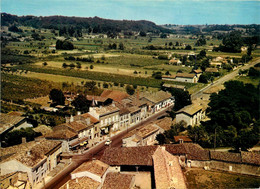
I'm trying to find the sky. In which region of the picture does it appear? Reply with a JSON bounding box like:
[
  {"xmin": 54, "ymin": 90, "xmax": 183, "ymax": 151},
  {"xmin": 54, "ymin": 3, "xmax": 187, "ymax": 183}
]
[{"xmin": 1, "ymin": 0, "xmax": 260, "ymax": 25}]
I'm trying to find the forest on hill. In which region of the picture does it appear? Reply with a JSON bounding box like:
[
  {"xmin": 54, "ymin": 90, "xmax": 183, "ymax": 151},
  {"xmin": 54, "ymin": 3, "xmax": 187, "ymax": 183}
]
[{"xmin": 1, "ymin": 13, "xmax": 170, "ymax": 34}]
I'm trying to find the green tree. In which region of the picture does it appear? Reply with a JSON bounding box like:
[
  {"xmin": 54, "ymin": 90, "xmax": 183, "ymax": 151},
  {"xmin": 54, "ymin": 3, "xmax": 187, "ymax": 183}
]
[
  {"xmin": 49, "ymin": 89, "xmax": 65, "ymax": 105},
  {"xmin": 90, "ymin": 65, "xmax": 94, "ymax": 69},
  {"xmin": 119, "ymin": 42, "xmax": 124, "ymax": 50},
  {"xmin": 156, "ymin": 133, "xmax": 167, "ymax": 145},
  {"xmin": 125, "ymin": 85, "xmax": 135, "ymax": 95},
  {"xmin": 169, "ymin": 88, "xmax": 191, "ymax": 111},
  {"xmin": 72, "ymin": 94, "xmax": 90, "ymax": 112}
]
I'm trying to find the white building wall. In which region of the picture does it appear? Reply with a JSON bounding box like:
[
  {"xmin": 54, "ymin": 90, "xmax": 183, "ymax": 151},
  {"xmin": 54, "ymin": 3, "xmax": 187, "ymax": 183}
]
[
  {"xmin": 176, "ymin": 113, "xmax": 192, "ymax": 126},
  {"xmin": 175, "ymin": 77, "xmax": 195, "ymax": 83}
]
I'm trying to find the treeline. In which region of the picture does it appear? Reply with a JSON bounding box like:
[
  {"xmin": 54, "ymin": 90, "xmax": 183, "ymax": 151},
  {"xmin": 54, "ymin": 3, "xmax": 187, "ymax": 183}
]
[{"xmin": 1, "ymin": 13, "xmax": 170, "ymax": 34}]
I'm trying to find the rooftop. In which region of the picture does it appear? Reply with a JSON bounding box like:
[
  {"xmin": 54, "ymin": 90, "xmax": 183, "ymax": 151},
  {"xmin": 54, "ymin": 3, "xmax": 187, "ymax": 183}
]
[
  {"xmin": 72, "ymin": 160, "xmax": 109, "ymax": 177},
  {"xmin": 45, "ymin": 128, "xmax": 77, "ymax": 140},
  {"xmin": 92, "ymin": 105, "xmax": 120, "ymax": 116},
  {"xmin": 0, "ymin": 113, "xmax": 26, "ymax": 134},
  {"xmin": 102, "ymin": 172, "xmax": 134, "ymax": 189},
  {"xmin": 0, "ymin": 139, "xmax": 61, "ymax": 167},
  {"xmin": 176, "ymin": 73, "xmax": 196, "ymax": 78},
  {"xmin": 135, "ymin": 124, "xmax": 159, "ymax": 138},
  {"xmin": 154, "ymin": 117, "xmax": 173, "ymax": 131},
  {"xmin": 241, "ymin": 151, "xmax": 260, "ymax": 165},
  {"xmin": 205, "ymin": 67, "xmax": 219, "ymax": 73},
  {"xmin": 60, "ymin": 177, "xmax": 100, "ymax": 189},
  {"xmin": 76, "ymin": 113, "xmax": 99, "ymax": 124},
  {"xmin": 210, "ymin": 151, "xmax": 242, "ymax": 163},
  {"xmin": 140, "ymin": 91, "xmax": 172, "ymax": 104},
  {"xmin": 101, "ymin": 146, "xmax": 158, "ymax": 166},
  {"xmin": 153, "ymin": 147, "xmax": 187, "ymax": 189},
  {"xmin": 86, "ymin": 95, "xmax": 110, "ymax": 103},
  {"xmin": 101, "ymin": 90, "xmax": 129, "ymax": 103},
  {"xmin": 174, "ymin": 136, "xmax": 192, "ymax": 143},
  {"xmin": 176, "ymin": 103, "xmax": 203, "ymax": 116}
]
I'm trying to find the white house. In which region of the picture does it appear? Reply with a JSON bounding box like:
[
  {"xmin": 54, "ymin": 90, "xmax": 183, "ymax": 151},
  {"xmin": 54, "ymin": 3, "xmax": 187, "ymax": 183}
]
[
  {"xmin": 174, "ymin": 73, "xmax": 197, "ymax": 83},
  {"xmin": 0, "ymin": 140, "xmax": 62, "ymax": 186},
  {"xmin": 176, "ymin": 103, "xmax": 206, "ymax": 126}
]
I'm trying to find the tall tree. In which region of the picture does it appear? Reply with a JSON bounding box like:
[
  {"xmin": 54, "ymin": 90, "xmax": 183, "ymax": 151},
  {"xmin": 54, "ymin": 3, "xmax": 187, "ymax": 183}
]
[{"xmin": 49, "ymin": 89, "xmax": 65, "ymax": 105}]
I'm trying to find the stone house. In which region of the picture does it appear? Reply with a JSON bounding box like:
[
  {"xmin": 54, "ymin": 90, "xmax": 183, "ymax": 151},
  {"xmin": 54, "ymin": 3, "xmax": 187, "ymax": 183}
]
[
  {"xmin": 174, "ymin": 73, "xmax": 197, "ymax": 83},
  {"xmin": 176, "ymin": 103, "xmax": 206, "ymax": 126},
  {"xmin": 71, "ymin": 160, "xmax": 109, "ymax": 183},
  {"xmin": 140, "ymin": 91, "xmax": 174, "ymax": 114},
  {"xmin": 88, "ymin": 105, "xmax": 120, "ymax": 134},
  {"xmin": 0, "ymin": 140, "xmax": 62, "ymax": 186},
  {"xmin": 122, "ymin": 123, "xmax": 163, "ymax": 147}
]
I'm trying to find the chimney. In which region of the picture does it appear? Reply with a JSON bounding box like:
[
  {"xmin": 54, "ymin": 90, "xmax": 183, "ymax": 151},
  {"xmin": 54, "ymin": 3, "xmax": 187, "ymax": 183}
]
[
  {"xmin": 76, "ymin": 178, "xmax": 78, "ymax": 183},
  {"xmin": 86, "ymin": 117, "xmax": 91, "ymax": 125},
  {"xmin": 77, "ymin": 111, "xmax": 81, "ymax": 115},
  {"xmin": 27, "ymin": 151, "xmax": 31, "ymax": 156},
  {"xmin": 65, "ymin": 116, "xmax": 70, "ymax": 123},
  {"xmin": 161, "ymin": 146, "xmax": 166, "ymax": 151},
  {"xmin": 22, "ymin": 137, "xmax": 27, "ymax": 144},
  {"xmin": 70, "ymin": 115, "xmax": 74, "ymax": 123},
  {"xmin": 66, "ymin": 183, "xmax": 69, "ymax": 189}
]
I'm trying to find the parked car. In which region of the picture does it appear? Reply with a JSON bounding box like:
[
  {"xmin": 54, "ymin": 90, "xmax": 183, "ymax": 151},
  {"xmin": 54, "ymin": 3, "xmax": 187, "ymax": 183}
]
[{"xmin": 105, "ymin": 139, "xmax": 112, "ymax": 145}]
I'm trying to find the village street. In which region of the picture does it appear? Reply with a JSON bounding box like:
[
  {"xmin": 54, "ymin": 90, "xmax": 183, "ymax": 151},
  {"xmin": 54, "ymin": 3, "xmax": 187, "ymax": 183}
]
[
  {"xmin": 191, "ymin": 57, "xmax": 260, "ymax": 100},
  {"xmin": 43, "ymin": 105, "xmax": 172, "ymax": 189}
]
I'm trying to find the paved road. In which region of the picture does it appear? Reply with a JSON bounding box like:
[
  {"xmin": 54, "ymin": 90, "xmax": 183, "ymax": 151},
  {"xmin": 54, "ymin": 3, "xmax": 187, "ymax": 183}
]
[
  {"xmin": 44, "ymin": 106, "xmax": 171, "ymax": 189},
  {"xmin": 191, "ymin": 57, "xmax": 260, "ymax": 100}
]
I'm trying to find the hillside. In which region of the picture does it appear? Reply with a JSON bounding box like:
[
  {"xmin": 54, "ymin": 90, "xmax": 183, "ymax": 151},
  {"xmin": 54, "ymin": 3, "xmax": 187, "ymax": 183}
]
[{"xmin": 1, "ymin": 13, "xmax": 170, "ymax": 34}]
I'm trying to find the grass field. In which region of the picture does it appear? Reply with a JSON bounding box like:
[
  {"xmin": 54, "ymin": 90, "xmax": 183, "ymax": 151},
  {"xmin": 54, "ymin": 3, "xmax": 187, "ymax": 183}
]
[
  {"xmin": 185, "ymin": 168, "xmax": 260, "ymax": 189},
  {"xmin": 235, "ymin": 75, "xmax": 260, "ymax": 86}
]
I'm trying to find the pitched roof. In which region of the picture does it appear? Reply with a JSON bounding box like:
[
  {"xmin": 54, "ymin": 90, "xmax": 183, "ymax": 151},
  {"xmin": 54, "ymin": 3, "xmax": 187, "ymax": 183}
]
[
  {"xmin": 101, "ymin": 146, "xmax": 158, "ymax": 166},
  {"xmin": 72, "ymin": 160, "xmax": 109, "ymax": 177},
  {"xmin": 241, "ymin": 151, "xmax": 260, "ymax": 165},
  {"xmin": 102, "ymin": 172, "xmax": 134, "ymax": 189},
  {"xmin": 0, "ymin": 113, "xmax": 26, "ymax": 134},
  {"xmin": 154, "ymin": 117, "xmax": 173, "ymax": 131},
  {"xmin": 153, "ymin": 147, "xmax": 187, "ymax": 189},
  {"xmin": 86, "ymin": 95, "xmax": 110, "ymax": 103},
  {"xmin": 210, "ymin": 151, "xmax": 242, "ymax": 163},
  {"xmin": 140, "ymin": 91, "xmax": 172, "ymax": 104},
  {"xmin": 165, "ymin": 143, "xmax": 210, "ymax": 161},
  {"xmin": 65, "ymin": 122, "xmax": 88, "ymax": 132},
  {"xmin": 135, "ymin": 124, "xmax": 159, "ymax": 138},
  {"xmin": 193, "ymin": 69, "xmax": 203, "ymax": 74},
  {"xmin": 0, "ymin": 139, "xmax": 61, "ymax": 167},
  {"xmin": 92, "ymin": 105, "xmax": 120, "ymax": 116},
  {"xmin": 76, "ymin": 113, "xmax": 99, "ymax": 124},
  {"xmin": 60, "ymin": 177, "xmax": 100, "ymax": 189},
  {"xmin": 176, "ymin": 103, "xmax": 203, "ymax": 116},
  {"xmin": 174, "ymin": 136, "xmax": 192, "ymax": 143},
  {"xmin": 176, "ymin": 73, "xmax": 196, "ymax": 78},
  {"xmin": 205, "ymin": 67, "xmax": 219, "ymax": 73},
  {"xmin": 45, "ymin": 128, "xmax": 77, "ymax": 140},
  {"xmin": 101, "ymin": 90, "xmax": 129, "ymax": 103}
]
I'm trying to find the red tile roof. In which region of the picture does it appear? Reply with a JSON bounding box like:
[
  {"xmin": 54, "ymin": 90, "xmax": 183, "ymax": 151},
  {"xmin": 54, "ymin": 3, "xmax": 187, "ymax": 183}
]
[
  {"xmin": 102, "ymin": 172, "xmax": 134, "ymax": 189},
  {"xmin": 78, "ymin": 113, "xmax": 99, "ymax": 124},
  {"xmin": 174, "ymin": 136, "xmax": 192, "ymax": 143},
  {"xmin": 210, "ymin": 151, "xmax": 242, "ymax": 163},
  {"xmin": 101, "ymin": 146, "xmax": 158, "ymax": 166},
  {"xmin": 101, "ymin": 90, "xmax": 129, "ymax": 103},
  {"xmin": 241, "ymin": 151, "xmax": 260, "ymax": 165},
  {"xmin": 45, "ymin": 128, "xmax": 77, "ymax": 140}
]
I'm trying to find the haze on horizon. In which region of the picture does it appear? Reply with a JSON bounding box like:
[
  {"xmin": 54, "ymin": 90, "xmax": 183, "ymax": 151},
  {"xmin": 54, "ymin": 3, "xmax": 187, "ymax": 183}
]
[{"xmin": 2, "ymin": 0, "xmax": 260, "ymax": 25}]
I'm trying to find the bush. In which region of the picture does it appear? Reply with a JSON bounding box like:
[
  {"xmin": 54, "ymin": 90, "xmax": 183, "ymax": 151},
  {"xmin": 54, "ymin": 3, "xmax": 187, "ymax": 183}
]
[{"xmin": 125, "ymin": 85, "xmax": 135, "ymax": 95}]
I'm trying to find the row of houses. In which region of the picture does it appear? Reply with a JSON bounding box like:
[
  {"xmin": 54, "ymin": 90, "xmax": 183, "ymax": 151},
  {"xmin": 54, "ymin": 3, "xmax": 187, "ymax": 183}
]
[
  {"xmin": 43, "ymin": 90, "xmax": 174, "ymax": 153},
  {"xmin": 162, "ymin": 68, "xmax": 219, "ymax": 83}
]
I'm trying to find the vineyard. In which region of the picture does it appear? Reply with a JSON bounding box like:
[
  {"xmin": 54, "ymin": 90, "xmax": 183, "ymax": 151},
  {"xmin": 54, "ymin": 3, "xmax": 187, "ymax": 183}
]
[
  {"xmin": 1, "ymin": 73, "xmax": 60, "ymax": 102},
  {"xmin": 14, "ymin": 64, "xmax": 196, "ymax": 89}
]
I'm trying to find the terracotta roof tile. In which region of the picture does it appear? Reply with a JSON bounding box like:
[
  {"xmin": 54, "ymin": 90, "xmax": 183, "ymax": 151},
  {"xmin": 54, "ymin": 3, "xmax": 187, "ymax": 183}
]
[
  {"xmin": 101, "ymin": 146, "xmax": 158, "ymax": 166},
  {"xmin": 101, "ymin": 90, "xmax": 129, "ymax": 103},
  {"xmin": 176, "ymin": 73, "xmax": 196, "ymax": 78},
  {"xmin": 241, "ymin": 151, "xmax": 260, "ymax": 165},
  {"xmin": 154, "ymin": 117, "xmax": 173, "ymax": 131},
  {"xmin": 210, "ymin": 151, "xmax": 242, "ymax": 163},
  {"xmin": 45, "ymin": 128, "xmax": 77, "ymax": 140},
  {"xmin": 174, "ymin": 136, "xmax": 192, "ymax": 143},
  {"xmin": 72, "ymin": 160, "xmax": 109, "ymax": 177},
  {"xmin": 60, "ymin": 177, "xmax": 100, "ymax": 189},
  {"xmin": 140, "ymin": 91, "xmax": 172, "ymax": 104},
  {"xmin": 0, "ymin": 113, "xmax": 26, "ymax": 134},
  {"xmin": 102, "ymin": 172, "xmax": 134, "ymax": 189},
  {"xmin": 153, "ymin": 147, "xmax": 187, "ymax": 189}
]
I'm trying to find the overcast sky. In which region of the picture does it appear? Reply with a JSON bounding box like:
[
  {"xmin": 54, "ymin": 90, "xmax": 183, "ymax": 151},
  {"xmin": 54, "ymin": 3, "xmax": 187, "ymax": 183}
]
[{"xmin": 2, "ymin": 0, "xmax": 260, "ymax": 25}]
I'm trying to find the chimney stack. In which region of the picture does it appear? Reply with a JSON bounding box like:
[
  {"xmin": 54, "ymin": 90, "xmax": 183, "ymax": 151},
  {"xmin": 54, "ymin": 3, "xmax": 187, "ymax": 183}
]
[
  {"xmin": 22, "ymin": 137, "xmax": 26, "ymax": 144},
  {"xmin": 70, "ymin": 115, "xmax": 74, "ymax": 123}
]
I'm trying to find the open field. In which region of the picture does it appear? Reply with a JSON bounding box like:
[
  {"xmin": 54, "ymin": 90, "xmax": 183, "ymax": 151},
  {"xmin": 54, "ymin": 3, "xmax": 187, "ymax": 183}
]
[
  {"xmin": 235, "ymin": 75, "xmax": 260, "ymax": 86},
  {"xmin": 185, "ymin": 168, "xmax": 260, "ymax": 189}
]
